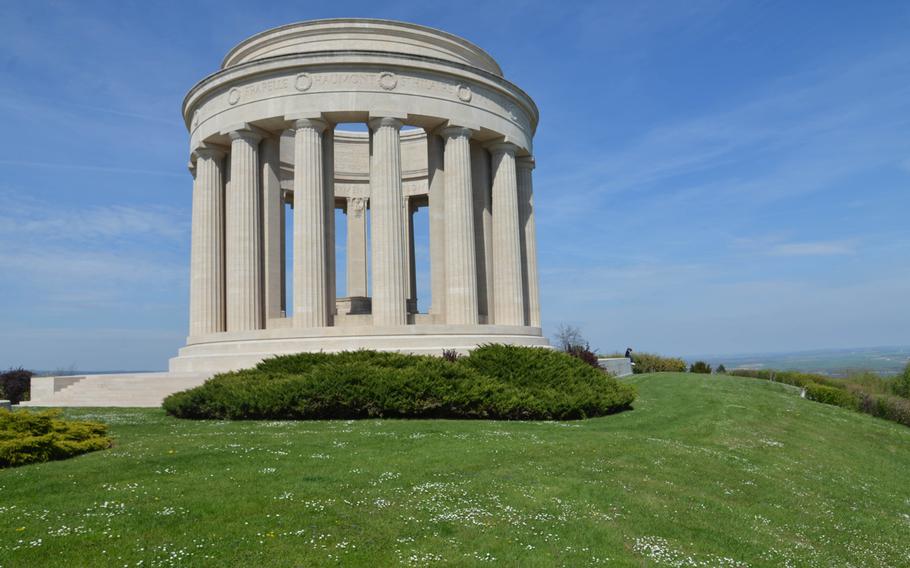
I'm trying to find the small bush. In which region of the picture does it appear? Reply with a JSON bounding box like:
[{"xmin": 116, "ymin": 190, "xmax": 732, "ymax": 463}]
[
  {"xmin": 441, "ymin": 349, "xmax": 459, "ymax": 363},
  {"xmin": 689, "ymin": 361, "xmax": 712, "ymax": 374},
  {"xmin": 716, "ymin": 364, "xmax": 727, "ymax": 374},
  {"xmin": 892, "ymin": 362, "xmax": 910, "ymax": 399},
  {"xmin": 0, "ymin": 368, "xmax": 32, "ymax": 404},
  {"xmin": 0, "ymin": 409, "xmax": 111, "ymax": 468},
  {"xmin": 853, "ymin": 389, "xmax": 910, "ymax": 427},
  {"xmin": 564, "ymin": 343, "xmax": 601, "ymax": 369},
  {"xmin": 164, "ymin": 346, "xmax": 636, "ymax": 421},
  {"xmin": 804, "ymin": 383, "xmax": 858, "ymax": 410}
]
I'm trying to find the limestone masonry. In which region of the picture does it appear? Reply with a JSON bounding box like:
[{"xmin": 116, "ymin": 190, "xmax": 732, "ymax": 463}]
[
  {"xmin": 27, "ymin": 19, "xmax": 549, "ymax": 406},
  {"xmin": 171, "ymin": 18, "xmax": 549, "ymax": 373}
]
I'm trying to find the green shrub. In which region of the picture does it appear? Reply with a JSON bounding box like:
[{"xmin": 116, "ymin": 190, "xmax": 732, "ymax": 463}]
[
  {"xmin": 0, "ymin": 409, "xmax": 111, "ymax": 468},
  {"xmin": 689, "ymin": 361, "xmax": 712, "ymax": 374},
  {"xmin": 716, "ymin": 364, "xmax": 727, "ymax": 374},
  {"xmin": 564, "ymin": 343, "xmax": 601, "ymax": 369},
  {"xmin": 853, "ymin": 389, "xmax": 910, "ymax": 427},
  {"xmin": 892, "ymin": 362, "xmax": 910, "ymax": 399},
  {"xmin": 164, "ymin": 346, "xmax": 636, "ymax": 421},
  {"xmin": 614, "ymin": 352, "xmax": 687, "ymax": 374},
  {"xmin": 804, "ymin": 383, "xmax": 858, "ymax": 410},
  {"xmin": 0, "ymin": 367, "xmax": 32, "ymax": 404}
]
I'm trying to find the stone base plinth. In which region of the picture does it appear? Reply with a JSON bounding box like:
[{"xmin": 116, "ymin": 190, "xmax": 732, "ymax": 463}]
[
  {"xmin": 598, "ymin": 357, "xmax": 634, "ymax": 377},
  {"xmin": 169, "ymin": 323, "xmax": 550, "ymax": 374}
]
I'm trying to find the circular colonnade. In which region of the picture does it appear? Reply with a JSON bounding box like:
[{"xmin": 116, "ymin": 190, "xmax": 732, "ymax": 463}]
[{"xmin": 170, "ymin": 19, "xmax": 548, "ymax": 373}]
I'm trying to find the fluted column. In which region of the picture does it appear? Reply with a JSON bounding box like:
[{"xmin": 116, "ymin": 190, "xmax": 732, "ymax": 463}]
[
  {"xmin": 441, "ymin": 126, "xmax": 479, "ymax": 325},
  {"xmin": 427, "ymin": 132, "xmax": 446, "ymax": 319},
  {"xmin": 293, "ymin": 118, "xmax": 328, "ymax": 327},
  {"xmin": 346, "ymin": 197, "xmax": 368, "ymax": 297},
  {"xmin": 517, "ymin": 157, "xmax": 540, "ymax": 327},
  {"xmin": 261, "ymin": 135, "xmax": 284, "ymax": 321},
  {"xmin": 226, "ymin": 129, "xmax": 264, "ymax": 331},
  {"xmin": 323, "ymin": 127, "xmax": 336, "ymax": 325},
  {"xmin": 369, "ymin": 117, "xmax": 408, "ymax": 326},
  {"xmin": 471, "ymin": 143, "xmax": 493, "ymax": 319},
  {"xmin": 189, "ymin": 147, "xmax": 225, "ymax": 336},
  {"xmin": 488, "ymin": 142, "xmax": 524, "ymax": 325}
]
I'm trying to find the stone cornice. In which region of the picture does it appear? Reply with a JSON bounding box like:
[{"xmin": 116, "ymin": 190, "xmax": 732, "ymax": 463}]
[{"xmin": 182, "ymin": 50, "xmax": 538, "ymax": 135}]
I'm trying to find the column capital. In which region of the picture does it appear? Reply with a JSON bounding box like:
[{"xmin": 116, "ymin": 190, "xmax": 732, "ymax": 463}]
[
  {"xmin": 346, "ymin": 196, "xmax": 367, "ymax": 218},
  {"xmin": 368, "ymin": 116, "xmax": 404, "ymax": 131},
  {"xmin": 484, "ymin": 140, "xmax": 519, "ymax": 156},
  {"xmin": 293, "ymin": 117, "xmax": 328, "ymax": 133},
  {"xmin": 438, "ymin": 125, "xmax": 473, "ymax": 139},
  {"xmin": 194, "ymin": 145, "xmax": 226, "ymax": 161},
  {"xmin": 516, "ymin": 156, "xmax": 536, "ymax": 171},
  {"xmin": 228, "ymin": 128, "xmax": 264, "ymax": 144}
]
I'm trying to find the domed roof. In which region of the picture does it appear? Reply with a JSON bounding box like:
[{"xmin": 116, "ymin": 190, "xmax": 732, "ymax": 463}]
[{"xmin": 222, "ymin": 18, "xmax": 504, "ymax": 77}]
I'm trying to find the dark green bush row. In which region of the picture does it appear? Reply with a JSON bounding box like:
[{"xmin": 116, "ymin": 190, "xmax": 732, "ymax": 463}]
[
  {"xmin": 1, "ymin": 409, "xmax": 111, "ymax": 468},
  {"xmin": 0, "ymin": 368, "xmax": 32, "ymax": 404},
  {"xmin": 689, "ymin": 361, "xmax": 712, "ymax": 374},
  {"xmin": 164, "ymin": 346, "xmax": 637, "ymax": 421},
  {"xmin": 804, "ymin": 382, "xmax": 857, "ymax": 410}
]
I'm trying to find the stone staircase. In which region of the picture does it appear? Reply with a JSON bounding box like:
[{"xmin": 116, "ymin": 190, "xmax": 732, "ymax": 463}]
[{"xmin": 21, "ymin": 372, "xmax": 211, "ymax": 408}]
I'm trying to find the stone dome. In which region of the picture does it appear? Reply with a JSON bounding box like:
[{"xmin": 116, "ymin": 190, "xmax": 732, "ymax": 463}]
[{"xmin": 221, "ymin": 18, "xmax": 504, "ymax": 77}]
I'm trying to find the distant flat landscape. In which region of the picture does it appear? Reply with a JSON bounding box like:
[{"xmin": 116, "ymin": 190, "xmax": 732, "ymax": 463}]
[{"xmin": 691, "ymin": 346, "xmax": 910, "ymax": 376}]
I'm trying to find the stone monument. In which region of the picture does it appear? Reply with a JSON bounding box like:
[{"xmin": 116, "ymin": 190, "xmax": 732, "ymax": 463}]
[{"xmin": 169, "ymin": 18, "xmax": 549, "ymax": 373}]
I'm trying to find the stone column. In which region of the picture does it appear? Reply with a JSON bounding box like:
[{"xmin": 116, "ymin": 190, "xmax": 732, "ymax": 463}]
[
  {"xmin": 441, "ymin": 126, "xmax": 479, "ymax": 325},
  {"xmin": 368, "ymin": 117, "xmax": 408, "ymax": 326},
  {"xmin": 426, "ymin": 132, "xmax": 446, "ymax": 319},
  {"xmin": 471, "ymin": 143, "xmax": 493, "ymax": 319},
  {"xmin": 292, "ymin": 118, "xmax": 328, "ymax": 327},
  {"xmin": 261, "ymin": 135, "xmax": 284, "ymax": 321},
  {"xmin": 517, "ymin": 157, "xmax": 541, "ymax": 327},
  {"xmin": 346, "ymin": 197, "xmax": 368, "ymax": 296},
  {"xmin": 189, "ymin": 147, "xmax": 225, "ymax": 336},
  {"xmin": 226, "ymin": 128, "xmax": 264, "ymax": 331},
  {"xmin": 488, "ymin": 142, "xmax": 524, "ymax": 326},
  {"xmin": 323, "ymin": 127, "xmax": 336, "ymax": 325}
]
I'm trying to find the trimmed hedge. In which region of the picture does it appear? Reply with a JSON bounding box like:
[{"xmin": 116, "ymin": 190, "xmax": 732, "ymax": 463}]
[
  {"xmin": 630, "ymin": 353, "xmax": 687, "ymax": 374},
  {"xmin": 851, "ymin": 387, "xmax": 910, "ymax": 427},
  {"xmin": 0, "ymin": 409, "xmax": 111, "ymax": 468},
  {"xmin": 804, "ymin": 382, "xmax": 858, "ymax": 410},
  {"xmin": 163, "ymin": 346, "xmax": 636, "ymax": 421},
  {"xmin": 729, "ymin": 369, "xmax": 843, "ymax": 389}
]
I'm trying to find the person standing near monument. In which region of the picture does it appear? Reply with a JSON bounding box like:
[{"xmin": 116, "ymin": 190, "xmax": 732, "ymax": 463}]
[{"xmin": 625, "ymin": 347, "xmax": 635, "ymax": 367}]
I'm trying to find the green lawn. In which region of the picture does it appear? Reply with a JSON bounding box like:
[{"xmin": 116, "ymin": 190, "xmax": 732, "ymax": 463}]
[{"xmin": 2, "ymin": 373, "xmax": 909, "ymax": 567}]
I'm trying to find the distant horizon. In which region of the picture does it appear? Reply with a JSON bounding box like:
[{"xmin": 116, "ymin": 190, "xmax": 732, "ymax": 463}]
[{"xmin": 16, "ymin": 343, "xmax": 910, "ymax": 377}]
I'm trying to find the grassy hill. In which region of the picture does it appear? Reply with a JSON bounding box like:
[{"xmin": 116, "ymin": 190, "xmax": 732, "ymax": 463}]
[{"xmin": 2, "ymin": 373, "xmax": 908, "ymax": 567}]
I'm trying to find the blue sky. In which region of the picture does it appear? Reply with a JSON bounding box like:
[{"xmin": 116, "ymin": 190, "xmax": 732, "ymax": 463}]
[{"xmin": 1, "ymin": 1, "xmax": 908, "ymax": 370}]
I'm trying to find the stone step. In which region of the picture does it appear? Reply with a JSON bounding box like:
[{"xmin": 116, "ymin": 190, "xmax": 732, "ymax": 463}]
[{"xmin": 24, "ymin": 373, "xmax": 211, "ymax": 408}]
